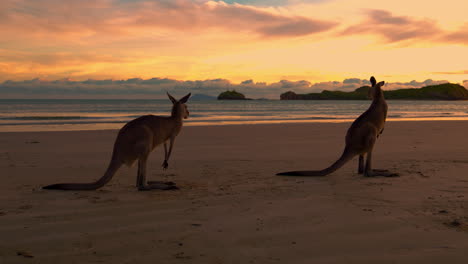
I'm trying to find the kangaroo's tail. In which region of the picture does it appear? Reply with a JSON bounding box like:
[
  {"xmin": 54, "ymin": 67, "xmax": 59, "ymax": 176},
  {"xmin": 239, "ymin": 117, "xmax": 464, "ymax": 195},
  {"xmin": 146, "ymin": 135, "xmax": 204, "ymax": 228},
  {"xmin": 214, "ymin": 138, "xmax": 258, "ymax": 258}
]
[
  {"xmin": 276, "ymin": 147, "xmax": 356, "ymax": 177},
  {"xmin": 43, "ymin": 158, "xmax": 122, "ymax": 190}
]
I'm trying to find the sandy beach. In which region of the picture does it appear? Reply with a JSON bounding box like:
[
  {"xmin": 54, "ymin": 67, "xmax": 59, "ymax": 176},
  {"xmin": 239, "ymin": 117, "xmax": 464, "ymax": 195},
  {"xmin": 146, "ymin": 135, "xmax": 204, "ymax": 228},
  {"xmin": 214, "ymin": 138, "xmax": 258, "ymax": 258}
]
[{"xmin": 1, "ymin": 121, "xmax": 468, "ymax": 263}]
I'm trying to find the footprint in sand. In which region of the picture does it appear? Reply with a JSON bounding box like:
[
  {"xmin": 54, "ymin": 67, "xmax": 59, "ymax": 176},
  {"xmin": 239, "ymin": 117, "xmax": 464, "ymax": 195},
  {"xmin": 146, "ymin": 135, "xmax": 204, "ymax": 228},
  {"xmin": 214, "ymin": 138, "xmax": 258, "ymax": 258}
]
[
  {"xmin": 18, "ymin": 205, "xmax": 33, "ymax": 210},
  {"xmin": 2, "ymin": 152, "xmax": 15, "ymax": 167},
  {"xmin": 17, "ymin": 251, "xmax": 34, "ymax": 258}
]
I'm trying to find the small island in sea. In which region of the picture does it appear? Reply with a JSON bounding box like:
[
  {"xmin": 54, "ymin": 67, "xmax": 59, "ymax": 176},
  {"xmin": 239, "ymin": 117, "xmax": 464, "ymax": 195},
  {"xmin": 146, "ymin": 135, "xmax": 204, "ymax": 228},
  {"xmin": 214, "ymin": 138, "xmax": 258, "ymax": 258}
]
[
  {"xmin": 280, "ymin": 83, "xmax": 468, "ymax": 100},
  {"xmin": 218, "ymin": 90, "xmax": 249, "ymax": 100}
]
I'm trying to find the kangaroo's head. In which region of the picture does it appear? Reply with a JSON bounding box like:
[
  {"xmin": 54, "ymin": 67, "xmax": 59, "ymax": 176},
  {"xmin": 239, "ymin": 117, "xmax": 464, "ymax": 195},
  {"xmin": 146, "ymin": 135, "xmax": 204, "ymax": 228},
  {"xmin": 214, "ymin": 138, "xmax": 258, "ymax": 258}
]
[
  {"xmin": 368, "ymin": 76, "xmax": 385, "ymax": 100},
  {"xmin": 168, "ymin": 92, "xmax": 191, "ymax": 119}
]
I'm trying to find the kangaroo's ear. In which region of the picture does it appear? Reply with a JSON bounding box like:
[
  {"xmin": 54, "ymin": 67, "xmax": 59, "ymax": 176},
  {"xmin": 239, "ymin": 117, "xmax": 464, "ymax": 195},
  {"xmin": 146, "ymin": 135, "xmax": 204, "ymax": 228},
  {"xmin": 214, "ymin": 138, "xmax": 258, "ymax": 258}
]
[
  {"xmin": 370, "ymin": 76, "xmax": 377, "ymax": 87},
  {"xmin": 167, "ymin": 92, "xmax": 177, "ymax": 104},
  {"xmin": 179, "ymin": 93, "xmax": 191, "ymax": 104},
  {"xmin": 378, "ymin": 81, "xmax": 385, "ymax": 86}
]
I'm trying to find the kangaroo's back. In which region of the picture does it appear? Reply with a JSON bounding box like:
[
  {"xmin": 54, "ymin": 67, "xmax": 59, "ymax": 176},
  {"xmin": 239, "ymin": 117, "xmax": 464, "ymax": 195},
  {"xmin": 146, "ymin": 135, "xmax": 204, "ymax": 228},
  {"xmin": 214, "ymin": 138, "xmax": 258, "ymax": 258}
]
[{"xmin": 117, "ymin": 115, "xmax": 181, "ymax": 150}]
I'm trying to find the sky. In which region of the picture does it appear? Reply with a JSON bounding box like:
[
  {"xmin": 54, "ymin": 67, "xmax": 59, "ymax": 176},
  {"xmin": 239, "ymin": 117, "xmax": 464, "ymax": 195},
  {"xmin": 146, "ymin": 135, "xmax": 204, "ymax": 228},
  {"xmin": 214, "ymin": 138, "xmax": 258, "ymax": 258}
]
[{"xmin": 0, "ymin": 0, "xmax": 467, "ymax": 98}]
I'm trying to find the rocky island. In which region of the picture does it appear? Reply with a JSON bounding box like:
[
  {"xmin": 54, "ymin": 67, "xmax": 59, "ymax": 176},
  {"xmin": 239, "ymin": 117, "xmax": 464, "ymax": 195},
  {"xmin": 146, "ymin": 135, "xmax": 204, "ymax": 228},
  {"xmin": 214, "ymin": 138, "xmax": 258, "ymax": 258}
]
[{"xmin": 218, "ymin": 90, "xmax": 249, "ymax": 100}]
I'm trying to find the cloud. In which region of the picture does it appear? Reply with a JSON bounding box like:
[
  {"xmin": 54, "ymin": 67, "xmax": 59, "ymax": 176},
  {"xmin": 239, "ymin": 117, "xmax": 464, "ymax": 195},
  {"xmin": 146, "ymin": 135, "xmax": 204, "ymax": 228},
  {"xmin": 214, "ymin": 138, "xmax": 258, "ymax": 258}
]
[
  {"xmin": 0, "ymin": 77, "xmax": 453, "ymax": 99},
  {"xmin": 442, "ymin": 23, "xmax": 468, "ymax": 44},
  {"xmin": 200, "ymin": 1, "xmax": 337, "ymax": 38},
  {"xmin": 0, "ymin": 50, "xmax": 128, "ymax": 66},
  {"xmin": 341, "ymin": 9, "xmax": 441, "ymax": 43},
  {"xmin": 307, "ymin": 78, "xmax": 370, "ymax": 92},
  {"xmin": 432, "ymin": 70, "xmax": 468, "ymax": 75},
  {"xmin": 0, "ymin": 77, "xmax": 235, "ymax": 98},
  {"xmin": 340, "ymin": 9, "xmax": 468, "ymax": 46},
  {"xmin": 343, "ymin": 78, "xmax": 363, "ymax": 84},
  {"xmin": 298, "ymin": 78, "xmax": 449, "ymax": 92},
  {"xmin": 218, "ymin": 0, "xmax": 290, "ymax": 6},
  {"xmin": 383, "ymin": 79, "xmax": 448, "ymax": 90},
  {"xmin": 0, "ymin": 0, "xmax": 116, "ymax": 38},
  {"xmin": 0, "ymin": 77, "xmax": 305, "ymax": 98},
  {"xmin": 258, "ymin": 18, "xmax": 335, "ymax": 37},
  {"xmin": 0, "ymin": 0, "xmax": 337, "ymax": 41},
  {"xmin": 0, "ymin": 49, "xmax": 138, "ymax": 81},
  {"xmin": 216, "ymin": 0, "xmax": 327, "ymax": 7}
]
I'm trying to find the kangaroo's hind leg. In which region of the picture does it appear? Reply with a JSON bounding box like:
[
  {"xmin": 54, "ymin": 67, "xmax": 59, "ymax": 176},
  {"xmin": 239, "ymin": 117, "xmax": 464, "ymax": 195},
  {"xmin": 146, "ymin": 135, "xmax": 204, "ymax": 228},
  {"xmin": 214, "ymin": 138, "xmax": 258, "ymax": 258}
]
[
  {"xmin": 363, "ymin": 148, "xmax": 374, "ymax": 177},
  {"xmin": 363, "ymin": 150, "xmax": 397, "ymax": 177},
  {"xmin": 358, "ymin": 154, "xmax": 364, "ymax": 174},
  {"xmin": 136, "ymin": 153, "xmax": 178, "ymax": 191},
  {"xmin": 136, "ymin": 153, "xmax": 150, "ymax": 191},
  {"xmin": 362, "ymin": 134, "xmax": 399, "ymax": 177}
]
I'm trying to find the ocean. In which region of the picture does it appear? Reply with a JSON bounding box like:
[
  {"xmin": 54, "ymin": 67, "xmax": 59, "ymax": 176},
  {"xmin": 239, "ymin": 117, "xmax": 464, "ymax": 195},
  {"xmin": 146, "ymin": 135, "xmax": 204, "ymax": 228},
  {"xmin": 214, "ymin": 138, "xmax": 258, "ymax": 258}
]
[{"xmin": 1, "ymin": 99, "xmax": 468, "ymax": 132}]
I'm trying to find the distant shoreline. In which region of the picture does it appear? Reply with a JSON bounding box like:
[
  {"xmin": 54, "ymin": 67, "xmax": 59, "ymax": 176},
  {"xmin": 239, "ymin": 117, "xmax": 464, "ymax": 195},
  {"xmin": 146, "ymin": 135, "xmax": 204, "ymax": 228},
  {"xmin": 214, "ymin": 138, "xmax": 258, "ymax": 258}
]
[{"xmin": 280, "ymin": 83, "xmax": 468, "ymax": 101}]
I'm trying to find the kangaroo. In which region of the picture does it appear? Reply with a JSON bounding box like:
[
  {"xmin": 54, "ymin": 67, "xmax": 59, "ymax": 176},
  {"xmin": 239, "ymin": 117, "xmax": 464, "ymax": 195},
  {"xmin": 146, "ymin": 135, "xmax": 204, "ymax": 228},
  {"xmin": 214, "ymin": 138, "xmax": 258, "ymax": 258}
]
[
  {"xmin": 43, "ymin": 93, "xmax": 191, "ymax": 191},
  {"xmin": 277, "ymin": 76, "xmax": 397, "ymax": 177}
]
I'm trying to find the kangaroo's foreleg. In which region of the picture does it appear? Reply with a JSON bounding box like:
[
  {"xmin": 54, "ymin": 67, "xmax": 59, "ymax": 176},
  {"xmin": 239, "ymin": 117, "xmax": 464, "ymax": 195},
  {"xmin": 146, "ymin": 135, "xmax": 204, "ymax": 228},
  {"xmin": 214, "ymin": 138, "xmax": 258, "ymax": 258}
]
[
  {"xmin": 162, "ymin": 142, "xmax": 169, "ymax": 169},
  {"xmin": 149, "ymin": 147, "xmax": 176, "ymax": 185},
  {"xmin": 162, "ymin": 136, "xmax": 175, "ymax": 169}
]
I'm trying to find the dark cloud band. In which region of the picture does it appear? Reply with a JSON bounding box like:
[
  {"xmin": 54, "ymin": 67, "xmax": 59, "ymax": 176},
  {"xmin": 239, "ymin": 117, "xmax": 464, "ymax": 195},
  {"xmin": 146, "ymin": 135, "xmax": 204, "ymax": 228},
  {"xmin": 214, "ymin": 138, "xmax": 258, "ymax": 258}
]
[{"xmin": 0, "ymin": 77, "xmax": 454, "ymax": 99}]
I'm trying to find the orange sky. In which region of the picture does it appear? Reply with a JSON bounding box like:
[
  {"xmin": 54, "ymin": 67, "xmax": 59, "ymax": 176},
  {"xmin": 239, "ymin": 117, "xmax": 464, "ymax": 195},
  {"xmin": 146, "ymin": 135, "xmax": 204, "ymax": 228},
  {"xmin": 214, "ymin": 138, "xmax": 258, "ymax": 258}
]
[{"xmin": 1, "ymin": 0, "xmax": 467, "ymax": 85}]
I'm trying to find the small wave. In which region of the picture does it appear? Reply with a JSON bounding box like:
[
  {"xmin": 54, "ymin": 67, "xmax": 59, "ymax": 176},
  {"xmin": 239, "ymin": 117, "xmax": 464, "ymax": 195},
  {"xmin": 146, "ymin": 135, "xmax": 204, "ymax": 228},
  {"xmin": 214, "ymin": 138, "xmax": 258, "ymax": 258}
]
[
  {"xmin": 307, "ymin": 116, "xmax": 338, "ymax": 120},
  {"xmin": 416, "ymin": 115, "xmax": 468, "ymax": 118},
  {"xmin": 0, "ymin": 116, "xmax": 97, "ymax": 121},
  {"xmin": 186, "ymin": 116, "xmax": 338, "ymax": 123},
  {"xmin": 0, "ymin": 115, "xmax": 141, "ymax": 121},
  {"xmin": 126, "ymin": 114, "xmax": 206, "ymax": 119},
  {"xmin": 0, "ymin": 120, "xmax": 125, "ymax": 126}
]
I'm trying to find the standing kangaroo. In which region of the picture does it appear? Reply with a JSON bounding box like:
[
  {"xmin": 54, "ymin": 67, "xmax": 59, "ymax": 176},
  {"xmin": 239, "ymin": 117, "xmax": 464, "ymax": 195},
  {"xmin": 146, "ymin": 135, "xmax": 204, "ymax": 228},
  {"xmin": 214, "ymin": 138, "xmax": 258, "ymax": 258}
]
[
  {"xmin": 43, "ymin": 93, "xmax": 191, "ymax": 191},
  {"xmin": 277, "ymin": 76, "xmax": 397, "ymax": 177}
]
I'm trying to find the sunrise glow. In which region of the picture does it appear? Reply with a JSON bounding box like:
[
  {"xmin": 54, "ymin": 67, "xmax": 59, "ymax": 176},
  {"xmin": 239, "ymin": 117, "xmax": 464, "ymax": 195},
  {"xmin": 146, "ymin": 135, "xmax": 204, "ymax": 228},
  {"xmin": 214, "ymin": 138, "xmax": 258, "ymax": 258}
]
[{"xmin": 1, "ymin": 0, "xmax": 467, "ymax": 95}]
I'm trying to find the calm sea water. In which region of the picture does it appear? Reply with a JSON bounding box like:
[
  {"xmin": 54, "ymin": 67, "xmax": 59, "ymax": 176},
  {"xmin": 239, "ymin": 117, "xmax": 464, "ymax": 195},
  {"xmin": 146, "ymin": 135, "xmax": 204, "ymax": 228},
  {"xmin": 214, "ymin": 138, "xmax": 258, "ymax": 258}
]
[{"xmin": 1, "ymin": 99, "xmax": 468, "ymax": 132}]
